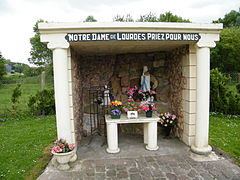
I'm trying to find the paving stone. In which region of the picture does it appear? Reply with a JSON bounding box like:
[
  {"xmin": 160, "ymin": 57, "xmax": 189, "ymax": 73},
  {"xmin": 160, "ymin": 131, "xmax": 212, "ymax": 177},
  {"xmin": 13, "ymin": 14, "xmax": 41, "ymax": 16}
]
[
  {"xmin": 95, "ymin": 172, "xmax": 105, "ymax": 180},
  {"xmin": 149, "ymin": 162, "xmax": 159, "ymax": 170},
  {"xmin": 85, "ymin": 168, "xmax": 95, "ymax": 176},
  {"xmin": 83, "ymin": 177, "xmax": 94, "ymax": 180},
  {"xmin": 145, "ymin": 156, "xmax": 155, "ymax": 162},
  {"xmin": 172, "ymin": 167, "xmax": 188, "ymax": 175},
  {"xmin": 117, "ymin": 170, "xmax": 128, "ymax": 179},
  {"xmin": 154, "ymin": 178, "xmax": 167, "ymax": 180},
  {"xmin": 151, "ymin": 169, "xmax": 164, "ymax": 177},
  {"xmin": 140, "ymin": 167, "xmax": 152, "ymax": 177},
  {"xmin": 106, "ymin": 169, "xmax": 116, "ymax": 177},
  {"xmin": 96, "ymin": 165, "xmax": 105, "ymax": 172},
  {"xmin": 166, "ymin": 173, "xmax": 178, "ymax": 180},
  {"xmin": 188, "ymin": 169, "xmax": 198, "ymax": 178},
  {"xmin": 129, "ymin": 167, "xmax": 139, "ymax": 173},
  {"xmin": 178, "ymin": 175, "xmax": 191, "ymax": 180},
  {"xmin": 130, "ymin": 173, "xmax": 142, "ymax": 180},
  {"xmin": 232, "ymin": 173, "xmax": 240, "ymax": 180},
  {"xmin": 159, "ymin": 165, "xmax": 172, "ymax": 173},
  {"xmin": 116, "ymin": 164, "xmax": 126, "ymax": 171},
  {"xmin": 221, "ymin": 168, "xmax": 235, "ymax": 178},
  {"xmin": 106, "ymin": 164, "xmax": 116, "ymax": 170},
  {"xmin": 199, "ymin": 172, "xmax": 214, "ymax": 180},
  {"xmin": 179, "ymin": 162, "xmax": 192, "ymax": 170}
]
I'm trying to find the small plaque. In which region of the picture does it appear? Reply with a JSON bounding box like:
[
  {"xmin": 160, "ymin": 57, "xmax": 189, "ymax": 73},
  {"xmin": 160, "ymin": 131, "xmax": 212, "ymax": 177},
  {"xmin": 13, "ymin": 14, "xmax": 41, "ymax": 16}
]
[{"xmin": 127, "ymin": 111, "xmax": 138, "ymax": 119}]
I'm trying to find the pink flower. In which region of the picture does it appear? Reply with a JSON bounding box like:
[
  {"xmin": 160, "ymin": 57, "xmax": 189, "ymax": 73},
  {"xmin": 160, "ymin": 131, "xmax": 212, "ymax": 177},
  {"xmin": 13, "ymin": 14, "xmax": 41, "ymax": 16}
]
[
  {"xmin": 60, "ymin": 139, "xmax": 66, "ymax": 143},
  {"xmin": 152, "ymin": 107, "xmax": 156, "ymax": 110},
  {"xmin": 142, "ymin": 106, "xmax": 150, "ymax": 112},
  {"xmin": 122, "ymin": 107, "xmax": 128, "ymax": 112},
  {"xmin": 52, "ymin": 146, "xmax": 62, "ymax": 153},
  {"xmin": 69, "ymin": 144, "xmax": 75, "ymax": 150},
  {"xmin": 60, "ymin": 144, "xmax": 65, "ymax": 148}
]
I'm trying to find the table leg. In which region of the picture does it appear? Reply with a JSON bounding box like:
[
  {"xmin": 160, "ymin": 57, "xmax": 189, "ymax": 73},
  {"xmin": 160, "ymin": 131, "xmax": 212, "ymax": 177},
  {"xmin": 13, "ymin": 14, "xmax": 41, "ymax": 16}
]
[
  {"xmin": 146, "ymin": 122, "xmax": 159, "ymax": 151},
  {"xmin": 144, "ymin": 123, "xmax": 148, "ymax": 144},
  {"xmin": 106, "ymin": 123, "xmax": 120, "ymax": 153}
]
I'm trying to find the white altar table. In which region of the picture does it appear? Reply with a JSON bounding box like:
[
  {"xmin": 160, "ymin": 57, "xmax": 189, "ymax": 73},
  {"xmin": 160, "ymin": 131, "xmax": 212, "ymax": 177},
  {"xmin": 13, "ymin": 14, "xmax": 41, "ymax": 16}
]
[{"xmin": 105, "ymin": 114, "xmax": 160, "ymax": 153}]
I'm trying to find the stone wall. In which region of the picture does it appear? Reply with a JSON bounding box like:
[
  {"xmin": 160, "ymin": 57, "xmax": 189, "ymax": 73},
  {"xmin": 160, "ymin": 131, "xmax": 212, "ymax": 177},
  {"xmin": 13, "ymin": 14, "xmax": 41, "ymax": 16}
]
[
  {"xmin": 72, "ymin": 51, "xmax": 172, "ymax": 137},
  {"xmin": 71, "ymin": 49, "xmax": 83, "ymax": 142}
]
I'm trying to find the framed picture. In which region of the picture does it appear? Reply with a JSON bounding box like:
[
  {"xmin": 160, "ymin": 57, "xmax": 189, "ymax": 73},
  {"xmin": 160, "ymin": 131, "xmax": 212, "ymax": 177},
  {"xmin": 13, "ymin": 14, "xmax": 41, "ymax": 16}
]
[{"xmin": 127, "ymin": 111, "xmax": 138, "ymax": 119}]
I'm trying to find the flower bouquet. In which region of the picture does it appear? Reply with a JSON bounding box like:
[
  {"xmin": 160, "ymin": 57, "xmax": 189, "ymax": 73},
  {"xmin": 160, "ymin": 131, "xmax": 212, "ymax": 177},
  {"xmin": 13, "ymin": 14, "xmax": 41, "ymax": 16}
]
[
  {"xmin": 127, "ymin": 86, "xmax": 143, "ymax": 101},
  {"xmin": 140, "ymin": 90, "xmax": 156, "ymax": 101},
  {"xmin": 159, "ymin": 112, "xmax": 177, "ymax": 138},
  {"xmin": 139, "ymin": 101, "xmax": 156, "ymax": 117},
  {"xmin": 123, "ymin": 99, "xmax": 141, "ymax": 118},
  {"xmin": 52, "ymin": 139, "xmax": 75, "ymax": 153},
  {"xmin": 109, "ymin": 100, "xmax": 122, "ymax": 119}
]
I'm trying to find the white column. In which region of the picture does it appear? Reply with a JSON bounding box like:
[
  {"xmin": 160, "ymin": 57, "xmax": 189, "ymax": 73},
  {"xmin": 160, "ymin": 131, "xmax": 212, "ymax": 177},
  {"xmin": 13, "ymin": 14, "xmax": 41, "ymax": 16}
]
[
  {"xmin": 144, "ymin": 123, "xmax": 148, "ymax": 144},
  {"xmin": 106, "ymin": 123, "xmax": 120, "ymax": 153},
  {"xmin": 52, "ymin": 48, "xmax": 73, "ymax": 144},
  {"xmin": 146, "ymin": 122, "xmax": 159, "ymax": 151},
  {"xmin": 191, "ymin": 46, "xmax": 212, "ymax": 155}
]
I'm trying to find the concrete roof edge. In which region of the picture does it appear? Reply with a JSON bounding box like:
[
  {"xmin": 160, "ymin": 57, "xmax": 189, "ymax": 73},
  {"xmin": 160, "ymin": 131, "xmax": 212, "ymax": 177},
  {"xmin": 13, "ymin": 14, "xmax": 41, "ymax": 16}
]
[{"xmin": 39, "ymin": 22, "xmax": 223, "ymax": 32}]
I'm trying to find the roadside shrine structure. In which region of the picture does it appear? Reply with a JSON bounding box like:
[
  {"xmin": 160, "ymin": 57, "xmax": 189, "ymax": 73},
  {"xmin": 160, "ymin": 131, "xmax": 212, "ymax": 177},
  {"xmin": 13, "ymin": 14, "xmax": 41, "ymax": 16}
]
[{"xmin": 39, "ymin": 22, "xmax": 222, "ymax": 157}]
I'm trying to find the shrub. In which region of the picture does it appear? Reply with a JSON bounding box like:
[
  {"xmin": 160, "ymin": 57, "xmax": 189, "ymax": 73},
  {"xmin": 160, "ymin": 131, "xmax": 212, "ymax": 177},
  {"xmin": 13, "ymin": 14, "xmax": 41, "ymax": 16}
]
[
  {"xmin": 210, "ymin": 68, "xmax": 240, "ymax": 115},
  {"xmin": 236, "ymin": 83, "xmax": 240, "ymax": 94},
  {"xmin": 210, "ymin": 69, "xmax": 230, "ymax": 113},
  {"xmin": 11, "ymin": 84, "xmax": 22, "ymax": 110},
  {"xmin": 28, "ymin": 88, "xmax": 55, "ymax": 116}
]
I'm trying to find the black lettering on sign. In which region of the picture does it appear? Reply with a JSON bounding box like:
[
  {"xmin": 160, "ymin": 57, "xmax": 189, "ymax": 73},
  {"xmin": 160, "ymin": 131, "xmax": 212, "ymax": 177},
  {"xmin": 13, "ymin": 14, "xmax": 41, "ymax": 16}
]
[{"xmin": 65, "ymin": 32, "xmax": 201, "ymax": 42}]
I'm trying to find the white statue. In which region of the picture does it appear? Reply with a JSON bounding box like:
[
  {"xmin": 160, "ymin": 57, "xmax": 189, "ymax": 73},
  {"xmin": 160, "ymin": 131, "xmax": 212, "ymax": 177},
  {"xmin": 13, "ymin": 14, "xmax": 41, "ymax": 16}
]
[
  {"xmin": 141, "ymin": 66, "xmax": 150, "ymax": 91},
  {"xmin": 103, "ymin": 85, "xmax": 111, "ymax": 106}
]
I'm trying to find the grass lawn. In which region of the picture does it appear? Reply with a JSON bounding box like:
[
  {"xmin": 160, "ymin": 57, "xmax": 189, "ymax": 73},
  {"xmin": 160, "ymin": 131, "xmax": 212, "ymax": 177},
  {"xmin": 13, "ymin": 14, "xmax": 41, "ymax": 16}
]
[
  {"xmin": 0, "ymin": 115, "xmax": 56, "ymax": 180},
  {"xmin": 0, "ymin": 78, "xmax": 56, "ymax": 180},
  {"xmin": 209, "ymin": 113, "xmax": 240, "ymax": 164}
]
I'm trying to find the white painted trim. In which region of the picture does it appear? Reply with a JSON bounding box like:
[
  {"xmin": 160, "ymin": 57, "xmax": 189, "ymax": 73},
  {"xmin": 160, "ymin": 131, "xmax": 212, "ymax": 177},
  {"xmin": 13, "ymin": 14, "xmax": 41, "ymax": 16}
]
[{"xmin": 39, "ymin": 22, "xmax": 222, "ymax": 31}]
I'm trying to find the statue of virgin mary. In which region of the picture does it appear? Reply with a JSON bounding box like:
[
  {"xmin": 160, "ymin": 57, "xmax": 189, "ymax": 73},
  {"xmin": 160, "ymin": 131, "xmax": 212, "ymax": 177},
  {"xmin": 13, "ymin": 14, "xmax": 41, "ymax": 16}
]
[{"xmin": 140, "ymin": 66, "xmax": 150, "ymax": 91}]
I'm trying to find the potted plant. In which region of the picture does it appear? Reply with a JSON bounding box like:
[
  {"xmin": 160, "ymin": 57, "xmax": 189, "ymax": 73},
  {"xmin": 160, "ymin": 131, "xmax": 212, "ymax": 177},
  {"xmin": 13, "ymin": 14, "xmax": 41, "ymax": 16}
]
[
  {"xmin": 51, "ymin": 139, "xmax": 77, "ymax": 170},
  {"xmin": 122, "ymin": 99, "xmax": 141, "ymax": 118},
  {"xmin": 159, "ymin": 112, "xmax": 177, "ymax": 138},
  {"xmin": 109, "ymin": 100, "xmax": 122, "ymax": 119},
  {"xmin": 139, "ymin": 101, "xmax": 156, "ymax": 117}
]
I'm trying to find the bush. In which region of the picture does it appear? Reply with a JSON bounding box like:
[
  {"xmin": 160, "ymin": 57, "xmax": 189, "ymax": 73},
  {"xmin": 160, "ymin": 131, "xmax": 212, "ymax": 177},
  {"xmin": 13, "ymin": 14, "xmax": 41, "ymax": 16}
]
[
  {"xmin": 28, "ymin": 88, "xmax": 55, "ymax": 116},
  {"xmin": 236, "ymin": 83, "xmax": 240, "ymax": 94},
  {"xmin": 11, "ymin": 84, "xmax": 22, "ymax": 110},
  {"xmin": 210, "ymin": 68, "xmax": 240, "ymax": 115}
]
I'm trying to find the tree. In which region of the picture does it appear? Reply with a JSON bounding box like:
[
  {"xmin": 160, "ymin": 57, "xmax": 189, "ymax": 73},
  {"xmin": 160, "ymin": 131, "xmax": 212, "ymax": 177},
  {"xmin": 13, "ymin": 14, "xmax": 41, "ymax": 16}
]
[
  {"xmin": 213, "ymin": 10, "xmax": 240, "ymax": 27},
  {"xmin": 28, "ymin": 19, "xmax": 52, "ymax": 67},
  {"xmin": 138, "ymin": 12, "xmax": 158, "ymax": 22},
  {"xmin": 84, "ymin": 16, "xmax": 97, "ymax": 22},
  {"xmin": 0, "ymin": 57, "xmax": 5, "ymax": 79},
  {"xmin": 159, "ymin": 11, "xmax": 190, "ymax": 22},
  {"xmin": 113, "ymin": 14, "xmax": 134, "ymax": 22},
  {"xmin": 137, "ymin": 12, "xmax": 191, "ymax": 22},
  {"xmin": 210, "ymin": 27, "xmax": 240, "ymax": 72}
]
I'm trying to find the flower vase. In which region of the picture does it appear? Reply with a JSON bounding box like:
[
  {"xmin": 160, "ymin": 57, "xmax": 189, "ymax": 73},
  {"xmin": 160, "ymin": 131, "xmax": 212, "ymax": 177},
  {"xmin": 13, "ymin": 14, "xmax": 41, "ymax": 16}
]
[
  {"xmin": 52, "ymin": 150, "xmax": 77, "ymax": 170},
  {"xmin": 111, "ymin": 114, "xmax": 121, "ymax": 119},
  {"xmin": 146, "ymin": 111, "xmax": 153, "ymax": 117},
  {"xmin": 164, "ymin": 126, "xmax": 172, "ymax": 139}
]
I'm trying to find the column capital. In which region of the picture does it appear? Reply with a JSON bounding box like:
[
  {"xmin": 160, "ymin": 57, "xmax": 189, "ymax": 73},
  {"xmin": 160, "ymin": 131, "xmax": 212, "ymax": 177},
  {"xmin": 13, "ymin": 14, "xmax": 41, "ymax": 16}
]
[
  {"xmin": 40, "ymin": 33, "xmax": 69, "ymax": 50},
  {"xmin": 47, "ymin": 40, "xmax": 69, "ymax": 50},
  {"xmin": 196, "ymin": 33, "xmax": 220, "ymax": 48}
]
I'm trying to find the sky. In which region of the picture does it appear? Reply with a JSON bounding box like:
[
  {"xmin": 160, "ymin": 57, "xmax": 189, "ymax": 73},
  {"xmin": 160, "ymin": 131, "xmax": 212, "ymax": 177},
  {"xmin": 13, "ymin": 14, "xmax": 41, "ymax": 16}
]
[{"xmin": 0, "ymin": 0, "xmax": 239, "ymax": 65}]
